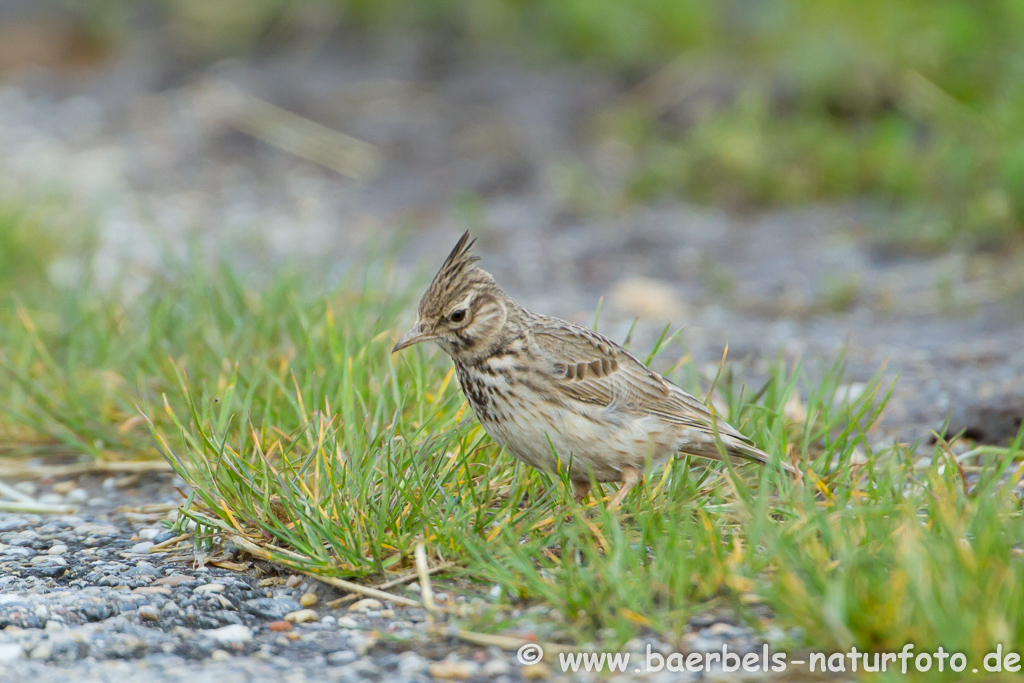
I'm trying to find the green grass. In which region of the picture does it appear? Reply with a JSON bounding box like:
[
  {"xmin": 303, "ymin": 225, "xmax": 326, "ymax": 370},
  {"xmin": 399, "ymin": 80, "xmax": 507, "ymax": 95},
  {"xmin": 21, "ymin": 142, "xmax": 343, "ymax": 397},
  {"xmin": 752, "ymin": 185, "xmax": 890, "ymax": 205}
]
[{"xmin": 2, "ymin": 212, "xmax": 1024, "ymax": 678}]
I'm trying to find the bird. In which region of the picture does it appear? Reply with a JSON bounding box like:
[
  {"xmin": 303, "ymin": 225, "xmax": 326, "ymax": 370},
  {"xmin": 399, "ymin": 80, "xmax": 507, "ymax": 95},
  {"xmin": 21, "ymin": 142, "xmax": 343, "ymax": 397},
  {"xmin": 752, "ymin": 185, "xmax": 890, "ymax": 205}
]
[{"xmin": 392, "ymin": 232, "xmax": 795, "ymax": 508}]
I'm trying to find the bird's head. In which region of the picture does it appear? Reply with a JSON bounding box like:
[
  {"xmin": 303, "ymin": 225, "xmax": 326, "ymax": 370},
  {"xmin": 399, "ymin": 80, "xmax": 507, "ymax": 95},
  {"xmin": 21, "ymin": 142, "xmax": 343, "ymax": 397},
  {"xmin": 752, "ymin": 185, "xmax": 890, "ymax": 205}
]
[{"xmin": 392, "ymin": 232, "xmax": 512, "ymax": 361}]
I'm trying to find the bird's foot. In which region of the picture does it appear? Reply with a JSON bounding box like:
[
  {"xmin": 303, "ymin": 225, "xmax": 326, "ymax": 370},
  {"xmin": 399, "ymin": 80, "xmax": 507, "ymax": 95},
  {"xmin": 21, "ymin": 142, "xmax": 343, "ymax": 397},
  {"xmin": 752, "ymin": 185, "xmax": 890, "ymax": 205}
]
[{"xmin": 607, "ymin": 466, "xmax": 642, "ymax": 510}]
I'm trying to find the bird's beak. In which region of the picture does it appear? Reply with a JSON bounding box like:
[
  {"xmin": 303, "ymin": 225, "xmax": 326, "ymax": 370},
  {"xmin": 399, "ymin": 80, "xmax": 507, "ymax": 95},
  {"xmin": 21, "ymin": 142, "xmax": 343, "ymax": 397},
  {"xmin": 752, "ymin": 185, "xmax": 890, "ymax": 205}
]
[{"xmin": 392, "ymin": 322, "xmax": 436, "ymax": 353}]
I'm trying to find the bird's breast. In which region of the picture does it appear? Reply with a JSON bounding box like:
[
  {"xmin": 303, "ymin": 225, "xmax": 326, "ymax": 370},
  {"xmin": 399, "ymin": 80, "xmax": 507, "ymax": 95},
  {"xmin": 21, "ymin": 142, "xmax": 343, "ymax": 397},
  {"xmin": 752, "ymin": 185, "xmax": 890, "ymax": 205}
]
[
  {"xmin": 454, "ymin": 360, "xmax": 514, "ymax": 423},
  {"xmin": 454, "ymin": 362, "xmax": 676, "ymax": 482}
]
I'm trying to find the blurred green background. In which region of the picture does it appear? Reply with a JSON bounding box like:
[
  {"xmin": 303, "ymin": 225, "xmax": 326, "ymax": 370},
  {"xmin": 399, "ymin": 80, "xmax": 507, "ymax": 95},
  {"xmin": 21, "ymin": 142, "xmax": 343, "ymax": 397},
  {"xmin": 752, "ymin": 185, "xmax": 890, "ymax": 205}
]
[{"xmin": 35, "ymin": 0, "xmax": 1024, "ymax": 253}]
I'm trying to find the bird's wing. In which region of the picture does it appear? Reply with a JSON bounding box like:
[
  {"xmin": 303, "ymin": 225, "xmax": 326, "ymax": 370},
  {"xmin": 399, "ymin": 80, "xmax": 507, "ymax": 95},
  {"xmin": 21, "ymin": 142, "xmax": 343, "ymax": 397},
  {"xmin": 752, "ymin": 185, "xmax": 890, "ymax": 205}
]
[{"xmin": 529, "ymin": 321, "xmax": 753, "ymax": 445}]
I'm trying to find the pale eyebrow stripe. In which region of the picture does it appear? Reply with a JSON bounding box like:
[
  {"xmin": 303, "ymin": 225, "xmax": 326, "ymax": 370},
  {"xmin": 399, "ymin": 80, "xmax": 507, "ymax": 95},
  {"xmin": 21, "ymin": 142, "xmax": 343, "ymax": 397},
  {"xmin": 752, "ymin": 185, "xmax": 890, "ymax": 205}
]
[{"xmin": 448, "ymin": 293, "xmax": 474, "ymax": 316}]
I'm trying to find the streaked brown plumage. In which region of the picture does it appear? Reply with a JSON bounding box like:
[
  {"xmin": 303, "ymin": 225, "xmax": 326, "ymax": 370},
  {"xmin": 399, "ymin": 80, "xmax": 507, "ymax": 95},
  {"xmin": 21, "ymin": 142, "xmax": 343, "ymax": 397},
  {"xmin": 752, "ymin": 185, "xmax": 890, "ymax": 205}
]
[{"xmin": 393, "ymin": 232, "xmax": 794, "ymax": 507}]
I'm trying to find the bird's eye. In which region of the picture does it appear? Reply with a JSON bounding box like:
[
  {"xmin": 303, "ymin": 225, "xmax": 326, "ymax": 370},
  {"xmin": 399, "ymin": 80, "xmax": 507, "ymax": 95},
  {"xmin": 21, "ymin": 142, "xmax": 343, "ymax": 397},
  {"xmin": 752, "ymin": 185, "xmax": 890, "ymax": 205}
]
[{"xmin": 449, "ymin": 309, "xmax": 467, "ymax": 324}]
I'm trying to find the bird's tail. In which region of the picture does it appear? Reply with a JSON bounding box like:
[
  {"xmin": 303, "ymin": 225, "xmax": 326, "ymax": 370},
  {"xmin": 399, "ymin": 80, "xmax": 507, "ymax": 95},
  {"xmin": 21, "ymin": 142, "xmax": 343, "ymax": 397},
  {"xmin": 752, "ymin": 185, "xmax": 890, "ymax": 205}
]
[{"xmin": 680, "ymin": 438, "xmax": 797, "ymax": 475}]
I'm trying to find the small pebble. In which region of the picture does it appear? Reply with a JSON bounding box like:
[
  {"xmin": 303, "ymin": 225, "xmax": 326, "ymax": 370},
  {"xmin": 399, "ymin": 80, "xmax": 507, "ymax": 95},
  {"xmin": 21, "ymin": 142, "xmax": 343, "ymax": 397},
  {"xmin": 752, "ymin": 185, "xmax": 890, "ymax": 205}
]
[
  {"xmin": 51, "ymin": 481, "xmax": 77, "ymax": 495},
  {"xmin": 350, "ymin": 659, "xmax": 380, "ymax": 676},
  {"xmin": 707, "ymin": 622, "xmax": 743, "ymax": 637},
  {"xmin": 429, "ymin": 660, "xmax": 478, "ymax": 680},
  {"xmin": 522, "ymin": 663, "xmax": 552, "ymax": 680},
  {"xmin": 47, "ymin": 545, "xmax": 68, "ymax": 555},
  {"xmin": 336, "ymin": 616, "xmax": 361, "ymax": 629},
  {"xmin": 299, "ymin": 592, "xmax": 318, "ymax": 607},
  {"xmin": 610, "ymin": 276, "xmax": 684, "ymax": 319},
  {"xmin": 284, "ymin": 609, "xmax": 318, "ymax": 623},
  {"xmin": 194, "ymin": 583, "xmax": 226, "ymax": 595},
  {"xmin": 257, "ymin": 578, "xmax": 285, "ymax": 588},
  {"xmin": 285, "ymin": 575, "xmax": 301, "ymax": 588},
  {"xmin": 482, "ymin": 659, "xmax": 511, "ymax": 676},
  {"xmin": 151, "ymin": 530, "xmax": 177, "ymax": 544},
  {"xmin": 30, "ymin": 644, "xmax": 52, "ymax": 661},
  {"xmin": 398, "ymin": 652, "xmax": 429, "ymax": 675},
  {"xmin": 203, "ymin": 625, "xmax": 253, "ymax": 645},
  {"xmin": 243, "ymin": 598, "xmax": 303, "ymax": 620},
  {"xmin": 13, "ymin": 482, "xmax": 37, "ymax": 496},
  {"xmin": 130, "ymin": 541, "xmax": 154, "ymax": 554},
  {"xmin": 210, "ymin": 649, "xmax": 231, "ymax": 661},
  {"xmin": 0, "ymin": 643, "xmax": 23, "ymax": 663},
  {"xmin": 66, "ymin": 489, "xmax": 89, "ymax": 504},
  {"xmin": 9, "ymin": 530, "xmax": 37, "ymax": 544},
  {"xmin": 326, "ymin": 650, "xmax": 356, "ymax": 665},
  {"xmin": 349, "ymin": 598, "xmax": 383, "ymax": 612},
  {"xmin": 138, "ymin": 605, "xmax": 159, "ymax": 621},
  {"xmin": 129, "ymin": 560, "xmax": 161, "ymax": 577},
  {"xmin": 153, "ymin": 574, "xmax": 193, "ymax": 586},
  {"xmin": 114, "ymin": 474, "xmax": 140, "ymax": 488},
  {"xmin": 137, "ymin": 528, "xmax": 161, "ymax": 540},
  {"xmin": 268, "ymin": 621, "xmax": 292, "ymax": 632}
]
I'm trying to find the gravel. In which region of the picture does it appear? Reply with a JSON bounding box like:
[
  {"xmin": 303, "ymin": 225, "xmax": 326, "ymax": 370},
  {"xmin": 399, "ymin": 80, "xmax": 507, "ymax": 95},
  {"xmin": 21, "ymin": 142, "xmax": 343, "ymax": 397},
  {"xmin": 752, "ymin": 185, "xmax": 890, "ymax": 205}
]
[
  {"xmin": 0, "ymin": 477, "xmax": 778, "ymax": 682},
  {"xmin": 0, "ymin": 473, "xmax": 633, "ymax": 682}
]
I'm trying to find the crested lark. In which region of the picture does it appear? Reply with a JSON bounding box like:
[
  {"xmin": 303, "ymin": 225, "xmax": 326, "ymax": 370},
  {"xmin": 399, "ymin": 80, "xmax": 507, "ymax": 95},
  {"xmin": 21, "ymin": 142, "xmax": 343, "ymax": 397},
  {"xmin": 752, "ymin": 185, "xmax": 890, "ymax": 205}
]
[{"xmin": 393, "ymin": 232, "xmax": 794, "ymax": 507}]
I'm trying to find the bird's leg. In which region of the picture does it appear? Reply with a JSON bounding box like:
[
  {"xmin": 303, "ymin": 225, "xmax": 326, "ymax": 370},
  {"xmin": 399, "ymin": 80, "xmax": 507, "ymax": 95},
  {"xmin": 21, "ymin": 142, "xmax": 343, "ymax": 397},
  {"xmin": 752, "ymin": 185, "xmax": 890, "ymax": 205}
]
[
  {"xmin": 607, "ymin": 466, "xmax": 642, "ymax": 509},
  {"xmin": 571, "ymin": 479, "xmax": 591, "ymax": 503}
]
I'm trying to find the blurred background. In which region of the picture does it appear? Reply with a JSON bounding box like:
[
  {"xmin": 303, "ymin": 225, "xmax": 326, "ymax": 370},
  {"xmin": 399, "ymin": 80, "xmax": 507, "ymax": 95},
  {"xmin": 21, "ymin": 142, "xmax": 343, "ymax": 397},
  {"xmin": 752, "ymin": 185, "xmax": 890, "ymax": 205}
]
[{"xmin": 1, "ymin": 0, "xmax": 1023, "ymax": 447}]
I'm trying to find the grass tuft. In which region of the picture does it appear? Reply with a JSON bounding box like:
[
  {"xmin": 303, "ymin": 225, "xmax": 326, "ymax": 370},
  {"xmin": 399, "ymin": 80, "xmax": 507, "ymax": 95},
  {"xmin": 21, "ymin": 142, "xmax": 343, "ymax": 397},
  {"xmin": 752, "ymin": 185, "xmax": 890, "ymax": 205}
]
[{"xmin": 1, "ymin": 221, "xmax": 1022, "ymax": 671}]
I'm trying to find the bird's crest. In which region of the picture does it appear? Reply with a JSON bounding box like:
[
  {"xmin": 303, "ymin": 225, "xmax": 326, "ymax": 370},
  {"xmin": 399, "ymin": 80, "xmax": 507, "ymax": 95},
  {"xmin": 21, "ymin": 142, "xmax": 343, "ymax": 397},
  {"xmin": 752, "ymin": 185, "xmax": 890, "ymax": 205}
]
[
  {"xmin": 418, "ymin": 231, "xmax": 493, "ymax": 317},
  {"xmin": 435, "ymin": 231, "xmax": 480, "ymax": 284}
]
